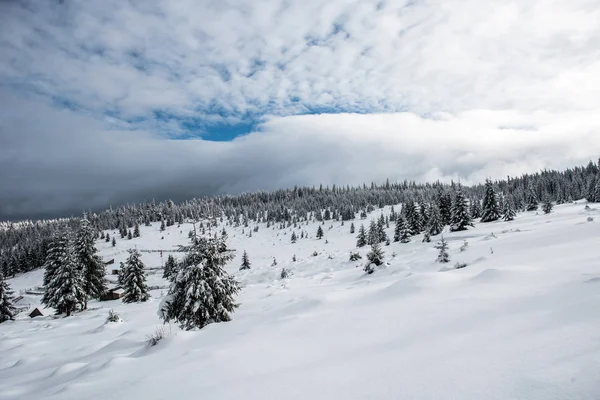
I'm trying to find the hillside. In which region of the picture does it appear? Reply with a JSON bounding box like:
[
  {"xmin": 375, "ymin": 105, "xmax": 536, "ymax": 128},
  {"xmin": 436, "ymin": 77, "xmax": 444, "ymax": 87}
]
[{"xmin": 1, "ymin": 201, "xmax": 600, "ymax": 399}]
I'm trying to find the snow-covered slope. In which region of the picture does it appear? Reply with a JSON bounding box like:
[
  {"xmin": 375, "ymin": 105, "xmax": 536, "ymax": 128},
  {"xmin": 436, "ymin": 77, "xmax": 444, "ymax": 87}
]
[{"xmin": 2, "ymin": 202, "xmax": 600, "ymax": 399}]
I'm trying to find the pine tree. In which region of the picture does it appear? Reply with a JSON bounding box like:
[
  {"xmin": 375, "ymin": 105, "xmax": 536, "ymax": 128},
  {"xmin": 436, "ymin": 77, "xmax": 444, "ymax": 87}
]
[
  {"xmin": 404, "ymin": 201, "xmax": 422, "ymax": 234},
  {"xmin": 163, "ymin": 254, "xmax": 178, "ymax": 281},
  {"xmin": 450, "ymin": 189, "xmax": 473, "ymax": 232},
  {"xmin": 435, "ymin": 236, "xmax": 450, "ymax": 263},
  {"xmin": 542, "ymin": 200, "xmax": 553, "ymax": 214},
  {"xmin": 42, "ymin": 234, "xmax": 86, "ymax": 316},
  {"xmin": 422, "ymin": 231, "xmax": 431, "ymax": 243},
  {"xmin": 105, "ymin": 233, "xmax": 110, "ymax": 243},
  {"xmin": 503, "ymin": 196, "xmax": 517, "ymax": 221},
  {"xmin": 160, "ymin": 236, "xmax": 239, "ymax": 330},
  {"xmin": 428, "ymin": 204, "xmax": 443, "ymax": 236},
  {"xmin": 0, "ymin": 273, "xmax": 17, "ymax": 323},
  {"xmin": 127, "ymin": 230, "xmax": 133, "ymax": 240},
  {"xmin": 394, "ymin": 216, "xmax": 410, "ymax": 243},
  {"xmin": 364, "ymin": 242, "xmax": 384, "ymax": 274},
  {"xmin": 480, "ymin": 179, "xmax": 500, "ymax": 222},
  {"xmin": 160, "ymin": 219, "xmax": 166, "ymax": 231},
  {"xmin": 367, "ymin": 220, "xmax": 379, "ymax": 245},
  {"xmin": 74, "ymin": 218, "xmax": 106, "ymax": 309},
  {"xmin": 356, "ymin": 224, "xmax": 367, "ymax": 247},
  {"xmin": 526, "ymin": 185, "xmax": 538, "ymax": 211},
  {"xmin": 240, "ymin": 250, "xmax": 251, "ymax": 270},
  {"xmin": 133, "ymin": 223, "xmax": 140, "ymax": 238},
  {"xmin": 112, "ymin": 237, "xmax": 116, "ymax": 247},
  {"xmin": 122, "ymin": 249, "xmax": 149, "ymax": 303},
  {"xmin": 469, "ymin": 198, "xmax": 482, "ymax": 219},
  {"xmin": 316, "ymin": 225, "xmax": 324, "ymax": 239},
  {"xmin": 291, "ymin": 231, "xmax": 297, "ymax": 243}
]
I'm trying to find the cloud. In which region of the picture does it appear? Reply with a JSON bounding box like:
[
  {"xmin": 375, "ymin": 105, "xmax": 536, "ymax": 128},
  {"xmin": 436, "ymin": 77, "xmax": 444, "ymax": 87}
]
[
  {"xmin": 1, "ymin": 0, "xmax": 600, "ymax": 219},
  {"xmin": 2, "ymin": 89, "xmax": 600, "ymax": 220}
]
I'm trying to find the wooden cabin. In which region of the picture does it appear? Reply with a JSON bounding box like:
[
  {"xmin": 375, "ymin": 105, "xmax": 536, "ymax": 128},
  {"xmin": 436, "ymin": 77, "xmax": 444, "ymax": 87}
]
[
  {"xmin": 29, "ymin": 308, "xmax": 43, "ymax": 318},
  {"xmin": 100, "ymin": 288, "xmax": 125, "ymax": 301}
]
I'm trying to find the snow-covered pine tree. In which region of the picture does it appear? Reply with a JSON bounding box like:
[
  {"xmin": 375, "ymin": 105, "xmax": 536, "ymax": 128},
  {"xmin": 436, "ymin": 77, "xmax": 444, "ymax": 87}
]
[
  {"xmin": 42, "ymin": 233, "xmax": 86, "ymax": 316},
  {"xmin": 450, "ymin": 189, "xmax": 473, "ymax": 232},
  {"xmin": 428, "ymin": 204, "xmax": 444, "ymax": 236},
  {"xmin": 435, "ymin": 236, "xmax": 450, "ymax": 263},
  {"xmin": 469, "ymin": 198, "xmax": 482, "ymax": 219},
  {"xmin": 542, "ymin": 200, "xmax": 553, "ymax": 214},
  {"xmin": 291, "ymin": 231, "xmax": 297, "ymax": 243},
  {"xmin": 0, "ymin": 273, "xmax": 17, "ymax": 323},
  {"xmin": 240, "ymin": 250, "xmax": 251, "ymax": 270},
  {"xmin": 480, "ymin": 179, "xmax": 500, "ymax": 222},
  {"xmin": 122, "ymin": 249, "xmax": 149, "ymax": 303},
  {"xmin": 367, "ymin": 220, "xmax": 379, "ymax": 245},
  {"xmin": 394, "ymin": 216, "xmax": 410, "ymax": 243},
  {"xmin": 74, "ymin": 218, "xmax": 106, "ymax": 309},
  {"xmin": 316, "ymin": 225, "xmax": 324, "ymax": 239},
  {"xmin": 350, "ymin": 222, "xmax": 355, "ymax": 234},
  {"xmin": 105, "ymin": 233, "xmax": 110, "ymax": 243},
  {"xmin": 526, "ymin": 185, "xmax": 539, "ymax": 211},
  {"xmin": 503, "ymin": 196, "xmax": 517, "ymax": 221},
  {"xmin": 112, "ymin": 237, "xmax": 116, "ymax": 247},
  {"xmin": 133, "ymin": 223, "xmax": 140, "ymax": 238},
  {"xmin": 364, "ymin": 242, "xmax": 384, "ymax": 274},
  {"xmin": 161, "ymin": 236, "xmax": 239, "ymax": 330},
  {"xmin": 163, "ymin": 254, "xmax": 178, "ymax": 281},
  {"xmin": 356, "ymin": 224, "xmax": 367, "ymax": 247}
]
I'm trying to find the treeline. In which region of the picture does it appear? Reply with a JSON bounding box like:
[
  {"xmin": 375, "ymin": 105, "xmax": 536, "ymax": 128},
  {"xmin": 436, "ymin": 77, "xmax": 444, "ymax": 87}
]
[{"xmin": 1, "ymin": 159, "xmax": 599, "ymax": 277}]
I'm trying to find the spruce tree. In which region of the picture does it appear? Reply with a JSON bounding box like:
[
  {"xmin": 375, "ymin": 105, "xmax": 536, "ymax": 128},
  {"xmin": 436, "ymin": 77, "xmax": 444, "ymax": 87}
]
[
  {"xmin": 350, "ymin": 222, "xmax": 355, "ymax": 234},
  {"xmin": 480, "ymin": 179, "xmax": 500, "ymax": 222},
  {"xmin": 435, "ymin": 236, "xmax": 450, "ymax": 263},
  {"xmin": 450, "ymin": 189, "xmax": 473, "ymax": 232},
  {"xmin": 367, "ymin": 220, "xmax": 379, "ymax": 245},
  {"xmin": 122, "ymin": 249, "xmax": 149, "ymax": 303},
  {"xmin": 316, "ymin": 225, "xmax": 324, "ymax": 240},
  {"xmin": 163, "ymin": 254, "xmax": 178, "ymax": 281},
  {"xmin": 105, "ymin": 233, "xmax": 110, "ymax": 243},
  {"xmin": 112, "ymin": 237, "xmax": 116, "ymax": 247},
  {"xmin": 364, "ymin": 243, "xmax": 384, "ymax": 274},
  {"xmin": 542, "ymin": 200, "xmax": 553, "ymax": 214},
  {"xmin": 240, "ymin": 250, "xmax": 251, "ymax": 270},
  {"xmin": 394, "ymin": 216, "xmax": 410, "ymax": 243},
  {"xmin": 161, "ymin": 236, "xmax": 239, "ymax": 330},
  {"xmin": 133, "ymin": 223, "xmax": 140, "ymax": 238},
  {"xmin": 526, "ymin": 185, "xmax": 539, "ymax": 211},
  {"xmin": 291, "ymin": 231, "xmax": 297, "ymax": 243},
  {"xmin": 74, "ymin": 218, "xmax": 106, "ymax": 309},
  {"xmin": 42, "ymin": 234, "xmax": 86, "ymax": 316},
  {"xmin": 428, "ymin": 205, "xmax": 443, "ymax": 236},
  {"xmin": 0, "ymin": 273, "xmax": 17, "ymax": 323},
  {"xmin": 503, "ymin": 196, "xmax": 517, "ymax": 221},
  {"xmin": 127, "ymin": 230, "xmax": 133, "ymax": 240},
  {"xmin": 356, "ymin": 224, "xmax": 367, "ymax": 247}
]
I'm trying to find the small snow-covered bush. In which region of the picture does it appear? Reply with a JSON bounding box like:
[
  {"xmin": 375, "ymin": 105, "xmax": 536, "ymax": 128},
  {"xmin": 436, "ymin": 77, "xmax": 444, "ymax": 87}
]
[
  {"xmin": 349, "ymin": 252, "xmax": 362, "ymax": 261},
  {"xmin": 146, "ymin": 326, "xmax": 170, "ymax": 347},
  {"xmin": 312, "ymin": 251, "xmax": 318, "ymax": 257},
  {"xmin": 587, "ymin": 216, "xmax": 594, "ymax": 222},
  {"xmin": 460, "ymin": 240, "xmax": 469, "ymax": 252},
  {"xmin": 280, "ymin": 268, "xmax": 292, "ymax": 279},
  {"xmin": 106, "ymin": 309, "xmax": 122, "ymax": 323},
  {"xmin": 454, "ymin": 262, "xmax": 467, "ymax": 269}
]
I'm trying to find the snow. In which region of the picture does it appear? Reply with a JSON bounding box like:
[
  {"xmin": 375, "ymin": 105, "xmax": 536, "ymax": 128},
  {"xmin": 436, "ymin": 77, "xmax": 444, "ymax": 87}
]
[{"xmin": 2, "ymin": 202, "xmax": 600, "ymax": 399}]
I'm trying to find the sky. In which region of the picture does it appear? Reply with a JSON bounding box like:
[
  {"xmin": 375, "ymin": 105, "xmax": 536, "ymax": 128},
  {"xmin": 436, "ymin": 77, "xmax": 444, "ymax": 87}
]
[{"xmin": 1, "ymin": 0, "xmax": 600, "ymax": 220}]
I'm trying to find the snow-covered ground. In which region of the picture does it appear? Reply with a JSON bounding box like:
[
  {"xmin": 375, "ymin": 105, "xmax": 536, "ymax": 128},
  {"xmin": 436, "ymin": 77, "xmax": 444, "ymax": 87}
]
[{"xmin": 2, "ymin": 202, "xmax": 600, "ymax": 399}]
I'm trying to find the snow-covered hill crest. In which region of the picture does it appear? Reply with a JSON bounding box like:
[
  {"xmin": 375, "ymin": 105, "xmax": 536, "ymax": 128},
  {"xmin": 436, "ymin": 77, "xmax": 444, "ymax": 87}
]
[{"xmin": 1, "ymin": 202, "xmax": 600, "ymax": 400}]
